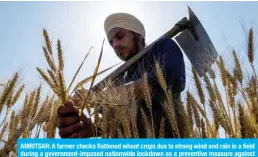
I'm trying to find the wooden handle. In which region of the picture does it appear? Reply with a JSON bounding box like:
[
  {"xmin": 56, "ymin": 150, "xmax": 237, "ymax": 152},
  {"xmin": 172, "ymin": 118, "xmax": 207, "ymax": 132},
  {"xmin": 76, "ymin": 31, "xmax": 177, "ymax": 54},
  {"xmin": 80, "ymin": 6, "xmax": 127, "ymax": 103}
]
[{"xmin": 92, "ymin": 17, "xmax": 189, "ymax": 91}]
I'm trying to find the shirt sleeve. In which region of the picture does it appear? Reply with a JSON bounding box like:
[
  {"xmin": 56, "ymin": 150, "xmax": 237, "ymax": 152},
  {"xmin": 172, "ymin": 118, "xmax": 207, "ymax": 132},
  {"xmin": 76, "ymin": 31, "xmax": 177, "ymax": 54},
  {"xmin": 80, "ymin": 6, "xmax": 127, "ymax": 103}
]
[{"xmin": 146, "ymin": 37, "xmax": 186, "ymax": 94}]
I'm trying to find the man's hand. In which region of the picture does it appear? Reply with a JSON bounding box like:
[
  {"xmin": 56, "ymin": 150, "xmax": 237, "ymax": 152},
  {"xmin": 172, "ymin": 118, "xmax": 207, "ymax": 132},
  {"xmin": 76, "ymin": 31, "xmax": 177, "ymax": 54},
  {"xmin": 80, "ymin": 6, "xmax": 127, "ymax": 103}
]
[{"xmin": 57, "ymin": 100, "xmax": 94, "ymax": 138}]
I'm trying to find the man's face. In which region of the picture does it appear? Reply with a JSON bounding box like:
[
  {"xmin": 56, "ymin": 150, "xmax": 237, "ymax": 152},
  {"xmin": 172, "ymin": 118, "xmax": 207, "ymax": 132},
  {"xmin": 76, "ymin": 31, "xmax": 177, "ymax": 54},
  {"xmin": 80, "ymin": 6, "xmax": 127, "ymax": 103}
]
[{"xmin": 108, "ymin": 28, "xmax": 135, "ymax": 61}]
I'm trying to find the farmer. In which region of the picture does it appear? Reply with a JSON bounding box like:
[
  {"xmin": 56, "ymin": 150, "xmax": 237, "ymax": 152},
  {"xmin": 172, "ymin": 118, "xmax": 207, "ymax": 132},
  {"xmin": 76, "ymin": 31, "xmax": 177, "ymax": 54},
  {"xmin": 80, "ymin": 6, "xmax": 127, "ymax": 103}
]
[{"xmin": 57, "ymin": 13, "xmax": 186, "ymax": 138}]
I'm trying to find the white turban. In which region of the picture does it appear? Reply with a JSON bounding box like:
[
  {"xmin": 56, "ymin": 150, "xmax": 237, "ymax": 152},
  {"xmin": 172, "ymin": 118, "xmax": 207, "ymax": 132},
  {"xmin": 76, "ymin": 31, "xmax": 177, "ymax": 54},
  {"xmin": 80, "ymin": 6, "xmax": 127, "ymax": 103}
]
[{"xmin": 104, "ymin": 13, "xmax": 145, "ymax": 39}]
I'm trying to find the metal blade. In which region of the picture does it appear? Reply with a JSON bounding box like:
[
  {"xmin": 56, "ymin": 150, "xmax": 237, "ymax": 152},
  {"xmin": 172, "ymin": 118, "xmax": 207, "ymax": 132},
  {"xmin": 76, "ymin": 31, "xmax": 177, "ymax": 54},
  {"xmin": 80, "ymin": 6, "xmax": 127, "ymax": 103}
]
[{"xmin": 176, "ymin": 6, "xmax": 218, "ymax": 76}]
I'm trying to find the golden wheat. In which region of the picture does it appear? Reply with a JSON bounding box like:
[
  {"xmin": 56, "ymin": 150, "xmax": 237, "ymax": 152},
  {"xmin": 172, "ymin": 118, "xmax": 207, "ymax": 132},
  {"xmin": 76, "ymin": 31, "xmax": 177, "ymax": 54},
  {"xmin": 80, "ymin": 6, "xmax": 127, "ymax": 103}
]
[{"xmin": 2, "ymin": 27, "xmax": 258, "ymax": 156}]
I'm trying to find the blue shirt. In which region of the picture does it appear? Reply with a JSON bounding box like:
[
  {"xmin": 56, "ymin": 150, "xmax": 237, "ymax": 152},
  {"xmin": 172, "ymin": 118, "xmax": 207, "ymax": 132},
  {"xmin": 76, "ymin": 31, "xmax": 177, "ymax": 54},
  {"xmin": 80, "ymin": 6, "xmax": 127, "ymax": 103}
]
[
  {"xmin": 116, "ymin": 37, "xmax": 186, "ymax": 138},
  {"xmin": 122, "ymin": 37, "xmax": 185, "ymax": 95}
]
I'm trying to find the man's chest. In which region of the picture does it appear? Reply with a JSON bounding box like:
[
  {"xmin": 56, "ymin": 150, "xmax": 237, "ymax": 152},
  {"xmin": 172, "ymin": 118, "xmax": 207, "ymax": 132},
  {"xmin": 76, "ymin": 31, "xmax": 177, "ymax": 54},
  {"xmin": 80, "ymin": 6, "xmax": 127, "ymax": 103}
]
[{"xmin": 123, "ymin": 56, "xmax": 154, "ymax": 84}]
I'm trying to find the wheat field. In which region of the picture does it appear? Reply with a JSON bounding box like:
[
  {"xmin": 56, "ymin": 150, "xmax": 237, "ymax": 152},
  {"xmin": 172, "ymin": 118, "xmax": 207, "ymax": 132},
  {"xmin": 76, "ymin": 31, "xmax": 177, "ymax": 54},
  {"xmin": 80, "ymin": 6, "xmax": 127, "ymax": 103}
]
[{"xmin": 0, "ymin": 28, "xmax": 257, "ymax": 156}]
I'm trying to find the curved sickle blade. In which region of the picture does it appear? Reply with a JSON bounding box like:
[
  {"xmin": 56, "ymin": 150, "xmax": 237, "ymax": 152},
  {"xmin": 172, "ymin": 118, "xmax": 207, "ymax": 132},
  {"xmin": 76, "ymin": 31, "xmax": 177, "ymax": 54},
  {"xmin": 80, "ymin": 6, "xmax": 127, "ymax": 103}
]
[{"xmin": 176, "ymin": 6, "xmax": 218, "ymax": 76}]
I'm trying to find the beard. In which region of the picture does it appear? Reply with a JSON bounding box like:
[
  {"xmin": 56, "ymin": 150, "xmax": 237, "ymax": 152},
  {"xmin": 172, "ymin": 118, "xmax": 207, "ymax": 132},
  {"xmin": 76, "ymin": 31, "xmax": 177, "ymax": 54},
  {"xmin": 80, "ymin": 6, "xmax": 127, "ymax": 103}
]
[
  {"xmin": 116, "ymin": 43, "xmax": 139, "ymax": 61},
  {"xmin": 118, "ymin": 49, "xmax": 137, "ymax": 61}
]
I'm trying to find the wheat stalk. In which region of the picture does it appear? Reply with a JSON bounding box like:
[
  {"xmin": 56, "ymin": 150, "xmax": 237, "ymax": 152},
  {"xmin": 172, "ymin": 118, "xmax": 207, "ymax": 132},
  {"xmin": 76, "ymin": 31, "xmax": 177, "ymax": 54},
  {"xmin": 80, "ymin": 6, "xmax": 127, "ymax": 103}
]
[
  {"xmin": 175, "ymin": 98, "xmax": 191, "ymax": 137},
  {"xmin": 247, "ymin": 28, "xmax": 258, "ymax": 82},
  {"xmin": 67, "ymin": 47, "xmax": 92, "ymax": 93},
  {"xmin": 47, "ymin": 69, "xmax": 59, "ymax": 90},
  {"xmin": 10, "ymin": 84, "xmax": 25, "ymax": 106},
  {"xmin": 31, "ymin": 85, "xmax": 41, "ymax": 118},
  {"xmin": 43, "ymin": 29, "xmax": 53, "ymax": 55},
  {"xmin": 57, "ymin": 70, "xmax": 67, "ymax": 104},
  {"xmin": 238, "ymin": 103, "xmax": 250, "ymax": 138},
  {"xmin": 43, "ymin": 47, "xmax": 56, "ymax": 72},
  {"xmin": 140, "ymin": 108, "xmax": 152, "ymax": 138},
  {"xmin": 248, "ymin": 27, "xmax": 254, "ymax": 64},
  {"xmin": 80, "ymin": 38, "xmax": 105, "ymax": 116},
  {"xmin": 201, "ymin": 118, "xmax": 207, "ymax": 138},
  {"xmin": 28, "ymin": 90, "xmax": 36, "ymax": 120},
  {"xmin": 128, "ymin": 86, "xmax": 139, "ymax": 138},
  {"xmin": 159, "ymin": 116, "xmax": 165, "ymax": 138},
  {"xmin": 155, "ymin": 62, "xmax": 167, "ymax": 91},
  {"xmin": 217, "ymin": 56, "xmax": 227, "ymax": 87},
  {"xmin": 142, "ymin": 72, "xmax": 155, "ymax": 137},
  {"xmin": 186, "ymin": 92, "xmax": 194, "ymax": 133},
  {"xmin": 203, "ymin": 74, "xmax": 216, "ymax": 103},
  {"xmin": 209, "ymin": 100, "xmax": 220, "ymax": 137},
  {"xmin": 232, "ymin": 50, "xmax": 243, "ymax": 83},
  {"xmin": 192, "ymin": 68, "xmax": 205, "ymax": 105},
  {"xmin": 0, "ymin": 73, "xmax": 19, "ymax": 112},
  {"xmin": 163, "ymin": 99, "xmax": 180, "ymax": 138},
  {"xmin": 37, "ymin": 67, "xmax": 58, "ymax": 94},
  {"xmin": 57, "ymin": 40, "xmax": 64, "ymax": 71}
]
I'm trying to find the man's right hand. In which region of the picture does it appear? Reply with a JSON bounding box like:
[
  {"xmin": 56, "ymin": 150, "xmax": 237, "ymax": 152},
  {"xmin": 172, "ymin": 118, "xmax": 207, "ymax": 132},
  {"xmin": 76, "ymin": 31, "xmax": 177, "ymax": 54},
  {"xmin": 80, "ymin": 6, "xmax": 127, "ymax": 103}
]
[{"xmin": 57, "ymin": 100, "xmax": 94, "ymax": 138}]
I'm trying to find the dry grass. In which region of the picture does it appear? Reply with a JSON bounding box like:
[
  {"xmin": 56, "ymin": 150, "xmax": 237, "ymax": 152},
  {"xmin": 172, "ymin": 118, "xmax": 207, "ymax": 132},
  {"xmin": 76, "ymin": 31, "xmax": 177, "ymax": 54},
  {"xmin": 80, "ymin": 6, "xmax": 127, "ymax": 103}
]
[{"xmin": 0, "ymin": 28, "xmax": 258, "ymax": 156}]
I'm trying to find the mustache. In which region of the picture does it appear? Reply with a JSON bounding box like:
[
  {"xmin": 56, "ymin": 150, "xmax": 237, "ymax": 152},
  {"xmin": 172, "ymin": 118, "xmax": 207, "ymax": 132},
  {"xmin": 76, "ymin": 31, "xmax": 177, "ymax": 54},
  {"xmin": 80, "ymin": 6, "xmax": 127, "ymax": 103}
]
[{"xmin": 115, "ymin": 45, "xmax": 127, "ymax": 52}]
